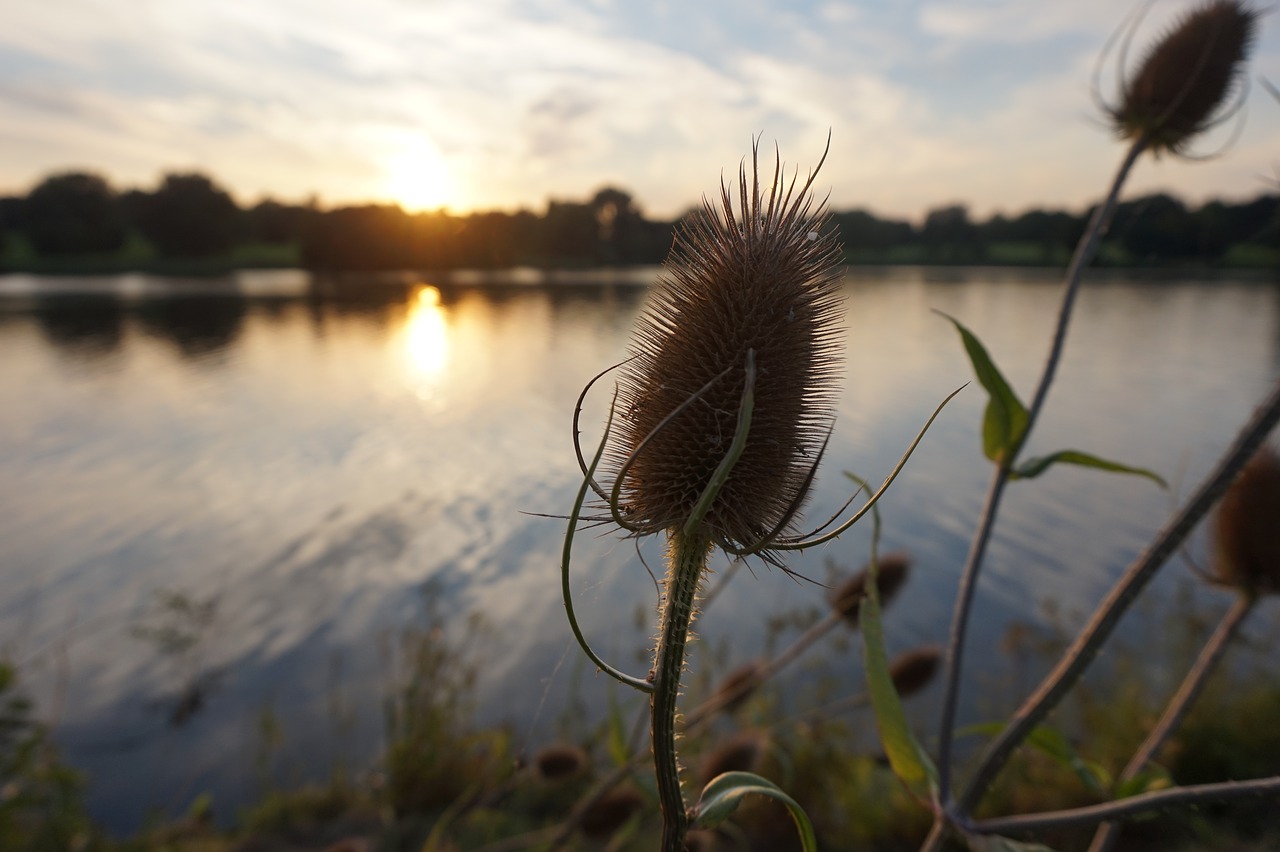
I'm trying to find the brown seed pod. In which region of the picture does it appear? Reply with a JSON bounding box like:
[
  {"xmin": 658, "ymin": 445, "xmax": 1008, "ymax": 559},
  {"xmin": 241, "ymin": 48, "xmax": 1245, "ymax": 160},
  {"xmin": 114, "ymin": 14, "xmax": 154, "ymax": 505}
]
[
  {"xmin": 712, "ymin": 660, "xmax": 766, "ymax": 715},
  {"xmin": 831, "ymin": 552, "xmax": 911, "ymax": 626},
  {"xmin": 579, "ymin": 785, "xmax": 645, "ymax": 838},
  {"xmin": 888, "ymin": 645, "xmax": 943, "ymax": 698},
  {"xmin": 684, "ymin": 828, "xmax": 720, "ymax": 852},
  {"xmin": 532, "ymin": 742, "xmax": 588, "ymax": 782},
  {"xmin": 1110, "ymin": 1, "xmax": 1256, "ymax": 155},
  {"xmin": 606, "ymin": 141, "xmax": 844, "ymax": 560},
  {"xmin": 700, "ymin": 730, "xmax": 766, "ymax": 784},
  {"xmin": 1213, "ymin": 446, "xmax": 1280, "ymax": 596}
]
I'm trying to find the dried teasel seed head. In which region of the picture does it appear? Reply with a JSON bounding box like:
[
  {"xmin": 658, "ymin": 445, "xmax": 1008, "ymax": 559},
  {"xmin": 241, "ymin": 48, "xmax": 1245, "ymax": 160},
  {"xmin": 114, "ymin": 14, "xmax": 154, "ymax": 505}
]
[
  {"xmin": 831, "ymin": 552, "xmax": 911, "ymax": 626},
  {"xmin": 579, "ymin": 786, "xmax": 645, "ymax": 838},
  {"xmin": 700, "ymin": 730, "xmax": 766, "ymax": 784},
  {"xmin": 1212, "ymin": 446, "xmax": 1280, "ymax": 596},
  {"xmin": 532, "ymin": 742, "xmax": 589, "ymax": 782},
  {"xmin": 888, "ymin": 645, "xmax": 943, "ymax": 698},
  {"xmin": 607, "ymin": 141, "xmax": 844, "ymax": 558},
  {"xmin": 1110, "ymin": 0, "xmax": 1257, "ymax": 156},
  {"xmin": 712, "ymin": 660, "xmax": 766, "ymax": 714},
  {"xmin": 684, "ymin": 829, "xmax": 720, "ymax": 852}
]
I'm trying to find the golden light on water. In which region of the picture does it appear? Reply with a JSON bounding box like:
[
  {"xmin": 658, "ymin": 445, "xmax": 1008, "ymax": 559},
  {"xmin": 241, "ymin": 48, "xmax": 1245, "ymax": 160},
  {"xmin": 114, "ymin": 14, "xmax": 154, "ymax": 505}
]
[{"xmin": 404, "ymin": 286, "xmax": 450, "ymax": 385}]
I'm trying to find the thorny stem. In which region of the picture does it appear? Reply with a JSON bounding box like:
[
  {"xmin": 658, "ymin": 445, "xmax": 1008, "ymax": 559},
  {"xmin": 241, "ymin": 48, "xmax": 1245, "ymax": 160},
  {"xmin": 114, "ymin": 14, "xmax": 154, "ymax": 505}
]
[
  {"xmin": 957, "ymin": 374, "xmax": 1280, "ymax": 816},
  {"xmin": 932, "ymin": 136, "xmax": 1150, "ymax": 820},
  {"xmin": 1087, "ymin": 593, "xmax": 1256, "ymax": 852},
  {"xmin": 653, "ymin": 529, "xmax": 710, "ymax": 852}
]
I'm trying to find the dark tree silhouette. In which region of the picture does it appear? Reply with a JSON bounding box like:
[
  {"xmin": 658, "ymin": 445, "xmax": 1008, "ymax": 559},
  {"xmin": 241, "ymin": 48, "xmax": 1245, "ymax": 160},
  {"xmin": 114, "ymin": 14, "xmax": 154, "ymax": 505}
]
[
  {"xmin": 21, "ymin": 172, "xmax": 127, "ymax": 256},
  {"xmin": 921, "ymin": 204, "xmax": 983, "ymax": 261},
  {"xmin": 1112, "ymin": 194, "xmax": 1198, "ymax": 259},
  {"xmin": 135, "ymin": 173, "xmax": 242, "ymax": 257},
  {"xmin": 245, "ymin": 199, "xmax": 315, "ymax": 245}
]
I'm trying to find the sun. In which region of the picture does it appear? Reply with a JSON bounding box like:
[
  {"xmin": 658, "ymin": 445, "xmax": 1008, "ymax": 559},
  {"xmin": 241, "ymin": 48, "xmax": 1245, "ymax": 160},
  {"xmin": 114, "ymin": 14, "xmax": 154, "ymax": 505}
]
[{"xmin": 382, "ymin": 136, "xmax": 457, "ymax": 212}]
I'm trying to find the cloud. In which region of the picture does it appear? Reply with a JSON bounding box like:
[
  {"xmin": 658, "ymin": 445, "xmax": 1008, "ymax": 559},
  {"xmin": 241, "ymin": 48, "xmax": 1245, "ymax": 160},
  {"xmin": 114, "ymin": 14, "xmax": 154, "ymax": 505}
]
[{"xmin": 0, "ymin": 0, "xmax": 1277, "ymax": 218}]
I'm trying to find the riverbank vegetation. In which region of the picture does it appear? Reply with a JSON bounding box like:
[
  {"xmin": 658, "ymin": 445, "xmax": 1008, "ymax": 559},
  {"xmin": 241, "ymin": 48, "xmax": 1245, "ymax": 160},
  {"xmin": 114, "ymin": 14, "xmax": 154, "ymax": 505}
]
[
  {"xmin": 1, "ymin": 171, "xmax": 1277, "ymax": 275},
  {"xmin": 3, "ymin": 579, "xmax": 1278, "ymax": 851}
]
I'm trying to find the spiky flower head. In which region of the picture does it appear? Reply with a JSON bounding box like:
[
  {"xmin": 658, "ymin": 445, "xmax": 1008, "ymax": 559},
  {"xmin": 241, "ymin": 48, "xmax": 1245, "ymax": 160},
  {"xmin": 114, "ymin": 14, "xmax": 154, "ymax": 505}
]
[
  {"xmin": 1212, "ymin": 446, "xmax": 1280, "ymax": 596},
  {"xmin": 1110, "ymin": 0, "xmax": 1256, "ymax": 156},
  {"xmin": 607, "ymin": 142, "xmax": 844, "ymax": 559}
]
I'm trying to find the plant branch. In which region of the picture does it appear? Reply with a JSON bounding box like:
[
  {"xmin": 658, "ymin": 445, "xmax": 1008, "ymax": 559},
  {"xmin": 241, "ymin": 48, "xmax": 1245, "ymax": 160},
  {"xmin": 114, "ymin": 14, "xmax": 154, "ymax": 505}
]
[
  {"xmin": 957, "ymin": 375, "xmax": 1280, "ymax": 814},
  {"xmin": 934, "ymin": 136, "xmax": 1149, "ymax": 811},
  {"xmin": 966, "ymin": 775, "xmax": 1280, "ymax": 835},
  {"xmin": 1087, "ymin": 592, "xmax": 1256, "ymax": 852}
]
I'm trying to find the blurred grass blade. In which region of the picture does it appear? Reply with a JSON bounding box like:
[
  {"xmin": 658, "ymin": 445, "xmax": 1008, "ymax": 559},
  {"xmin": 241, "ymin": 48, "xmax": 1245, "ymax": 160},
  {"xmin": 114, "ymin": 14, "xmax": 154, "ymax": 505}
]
[
  {"xmin": 962, "ymin": 722, "xmax": 1111, "ymax": 795},
  {"xmin": 937, "ymin": 312, "xmax": 1028, "ymax": 465},
  {"xmin": 692, "ymin": 771, "xmax": 817, "ymax": 852},
  {"xmin": 1013, "ymin": 450, "xmax": 1167, "ymax": 487},
  {"xmin": 966, "ymin": 834, "xmax": 1059, "ymax": 852},
  {"xmin": 860, "ymin": 556, "xmax": 939, "ymax": 798}
]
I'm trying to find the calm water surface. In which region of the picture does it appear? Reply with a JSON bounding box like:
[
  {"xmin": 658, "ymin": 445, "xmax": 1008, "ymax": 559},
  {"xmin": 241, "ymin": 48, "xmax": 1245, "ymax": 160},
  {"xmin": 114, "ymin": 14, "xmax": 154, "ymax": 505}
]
[{"xmin": 1, "ymin": 267, "xmax": 1277, "ymax": 831}]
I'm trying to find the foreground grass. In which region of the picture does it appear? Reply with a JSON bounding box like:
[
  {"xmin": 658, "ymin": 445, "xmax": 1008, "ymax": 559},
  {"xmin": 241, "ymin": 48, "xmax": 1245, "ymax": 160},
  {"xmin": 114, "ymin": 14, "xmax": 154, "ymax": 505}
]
[{"xmin": 4, "ymin": 589, "xmax": 1279, "ymax": 852}]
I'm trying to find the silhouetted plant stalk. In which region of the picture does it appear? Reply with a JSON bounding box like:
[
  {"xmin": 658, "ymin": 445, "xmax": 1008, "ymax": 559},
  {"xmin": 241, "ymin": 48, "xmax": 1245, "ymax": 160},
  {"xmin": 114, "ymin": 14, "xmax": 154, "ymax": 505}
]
[
  {"xmin": 562, "ymin": 139, "xmax": 955, "ymax": 849},
  {"xmin": 924, "ymin": 3, "xmax": 1262, "ymax": 848}
]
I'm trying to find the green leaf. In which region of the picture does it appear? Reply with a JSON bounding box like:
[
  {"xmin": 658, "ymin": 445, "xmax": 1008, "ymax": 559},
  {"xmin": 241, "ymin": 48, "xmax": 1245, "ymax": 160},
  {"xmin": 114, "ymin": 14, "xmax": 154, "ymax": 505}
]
[
  {"xmin": 1114, "ymin": 766, "xmax": 1173, "ymax": 799},
  {"xmin": 692, "ymin": 771, "xmax": 817, "ymax": 852},
  {"xmin": 1012, "ymin": 450, "xmax": 1167, "ymax": 487},
  {"xmin": 937, "ymin": 312, "xmax": 1028, "ymax": 465},
  {"xmin": 605, "ymin": 692, "xmax": 630, "ymax": 767},
  {"xmin": 963, "ymin": 722, "xmax": 1109, "ymax": 794},
  {"xmin": 966, "ymin": 834, "xmax": 1059, "ymax": 852},
  {"xmin": 860, "ymin": 558, "xmax": 939, "ymax": 798}
]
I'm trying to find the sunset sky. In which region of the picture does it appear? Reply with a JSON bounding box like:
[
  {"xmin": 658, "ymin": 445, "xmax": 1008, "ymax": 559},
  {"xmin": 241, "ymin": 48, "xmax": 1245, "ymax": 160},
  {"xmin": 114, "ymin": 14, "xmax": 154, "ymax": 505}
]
[{"xmin": 3, "ymin": 0, "xmax": 1278, "ymax": 221}]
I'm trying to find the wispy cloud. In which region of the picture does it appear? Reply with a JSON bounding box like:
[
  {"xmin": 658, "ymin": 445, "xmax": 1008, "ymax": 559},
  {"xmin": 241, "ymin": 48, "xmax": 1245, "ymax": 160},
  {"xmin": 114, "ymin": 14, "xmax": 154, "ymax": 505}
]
[{"xmin": 0, "ymin": 0, "xmax": 1276, "ymax": 219}]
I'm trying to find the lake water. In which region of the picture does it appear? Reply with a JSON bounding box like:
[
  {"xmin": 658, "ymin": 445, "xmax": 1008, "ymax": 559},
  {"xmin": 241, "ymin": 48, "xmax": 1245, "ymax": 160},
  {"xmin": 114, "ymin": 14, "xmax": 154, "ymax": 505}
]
[{"xmin": 1, "ymin": 266, "xmax": 1278, "ymax": 833}]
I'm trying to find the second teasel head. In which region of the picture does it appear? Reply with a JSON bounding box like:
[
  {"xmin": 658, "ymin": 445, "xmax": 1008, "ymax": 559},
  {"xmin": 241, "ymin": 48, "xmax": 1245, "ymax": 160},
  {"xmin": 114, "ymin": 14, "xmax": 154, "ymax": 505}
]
[
  {"xmin": 605, "ymin": 141, "xmax": 845, "ymax": 559},
  {"xmin": 1109, "ymin": 0, "xmax": 1257, "ymax": 156},
  {"xmin": 1212, "ymin": 446, "xmax": 1280, "ymax": 597}
]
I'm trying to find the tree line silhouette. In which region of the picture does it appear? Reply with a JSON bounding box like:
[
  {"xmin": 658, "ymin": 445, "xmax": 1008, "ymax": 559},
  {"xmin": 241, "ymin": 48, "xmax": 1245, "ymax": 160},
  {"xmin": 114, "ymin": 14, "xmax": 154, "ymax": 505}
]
[{"xmin": 1, "ymin": 169, "xmax": 1278, "ymax": 272}]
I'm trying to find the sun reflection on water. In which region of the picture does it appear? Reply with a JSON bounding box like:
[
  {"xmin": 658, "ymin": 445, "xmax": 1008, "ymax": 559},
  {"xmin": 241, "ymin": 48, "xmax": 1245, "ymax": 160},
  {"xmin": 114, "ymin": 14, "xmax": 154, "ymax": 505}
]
[{"xmin": 403, "ymin": 285, "xmax": 449, "ymax": 393}]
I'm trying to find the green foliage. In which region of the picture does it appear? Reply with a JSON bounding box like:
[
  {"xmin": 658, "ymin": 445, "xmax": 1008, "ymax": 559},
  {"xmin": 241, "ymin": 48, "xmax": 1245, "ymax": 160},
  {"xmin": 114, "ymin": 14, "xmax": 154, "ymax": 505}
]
[
  {"xmin": 692, "ymin": 771, "xmax": 817, "ymax": 852},
  {"xmin": 383, "ymin": 610, "xmax": 515, "ymax": 816},
  {"xmin": 936, "ymin": 311, "xmax": 1027, "ymax": 465},
  {"xmin": 939, "ymin": 311, "xmax": 1166, "ymax": 486},
  {"xmin": 860, "ymin": 559, "xmax": 938, "ymax": 800},
  {"xmin": 0, "ymin": 661, "xmax": 98, "ymax": 852}
]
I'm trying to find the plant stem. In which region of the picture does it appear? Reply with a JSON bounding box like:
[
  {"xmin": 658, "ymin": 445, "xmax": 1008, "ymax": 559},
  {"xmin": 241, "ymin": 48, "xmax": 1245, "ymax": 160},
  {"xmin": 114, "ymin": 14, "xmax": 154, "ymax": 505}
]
[
  {"xmin": 965, "ymin": 775, "xmax": 1280, "ymax": 835},
  {"xmin": 956, "ymin": 375, "xmax": 1280, "ymax": 815},
  {"xmin": 653, "ymin": 528, "xmax": 710, "ymax": 851},
  {"xmin": 1087, "ymin": 593, "xmax": 1256, "ymax": 852},
  {"xmin": 933, "ymin": 136, "xmax": 1148, "ymax": 815}
]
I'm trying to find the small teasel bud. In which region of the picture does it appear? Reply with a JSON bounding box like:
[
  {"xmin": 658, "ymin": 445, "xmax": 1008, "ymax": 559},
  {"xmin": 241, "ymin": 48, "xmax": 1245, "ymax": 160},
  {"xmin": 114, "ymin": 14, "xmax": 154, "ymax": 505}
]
[
  {"xmin": 606, "ymin": 141, "xmax": 844, "ymax": 558},
  {"xmin": 888, "ymin": 645, "xmax": 943, "ymax": 698},
  {"xmin": 532, "ymin": 742, "xmax": 588, "ymax": 782},
  {"xmin": 700, "ymin": 730, "xmax": 766, "ymax": 784},
  {"xmin": 580, "ymin": 786, "xmax": 645, "ymax": 838},
  {"xmin": 1213, "ymin": 447, "xmax": 1280, "ymax": 596},
  {"xmin": 1110, "ymin": 1, "xmax": 1257, "ymax": 156},
  {"xmin": 713, "ymin": 660, "xmax": 765, "ymax": 714},
  {"xmin": 684, "ymin": 828, "xmax": 720, "ymax": 852},
  {"xmin": 831, "ymin": 552, "xmax": 911, "ymax": 626}
]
